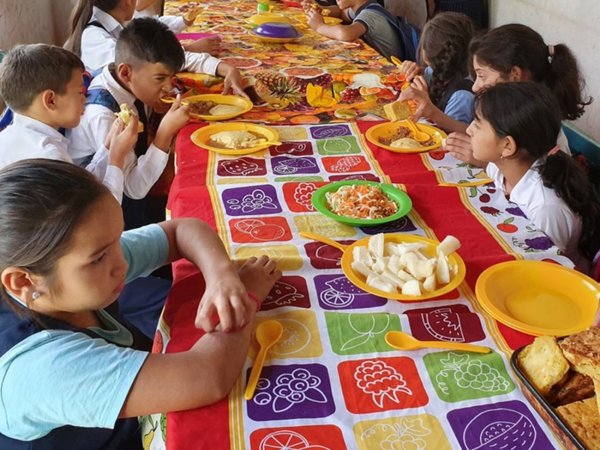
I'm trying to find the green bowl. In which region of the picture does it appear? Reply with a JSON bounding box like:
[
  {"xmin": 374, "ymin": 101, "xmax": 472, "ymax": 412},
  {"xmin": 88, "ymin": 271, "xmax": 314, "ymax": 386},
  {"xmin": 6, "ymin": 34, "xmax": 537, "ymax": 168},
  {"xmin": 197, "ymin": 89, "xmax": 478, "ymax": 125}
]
[{"xmin": 311, "ymin": 180, "xmax": 412, "ymax": 227}]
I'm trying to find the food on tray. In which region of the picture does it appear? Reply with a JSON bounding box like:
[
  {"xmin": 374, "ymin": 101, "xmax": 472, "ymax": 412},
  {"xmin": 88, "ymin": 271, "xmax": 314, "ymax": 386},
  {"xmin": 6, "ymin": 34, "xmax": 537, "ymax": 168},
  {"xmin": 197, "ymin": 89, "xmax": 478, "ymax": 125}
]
[
  {"xmin": 390, "ymin": 137, "xmax": 422, "ymax": 149},
  {"xmin": 114, "ymin": 103, "xmax": 144, "ymax": 133},
  {"xmin": 208, "ymin": 104, "xmax": 246, "ymax": 116},
  {"xmin": 351, "ymin": 233, "xmax": 461, "ymax": 296},
  {"xmin": 325, "ymin": 184, "xmax": 398, "ymax": 219},
  {"xmin": 556, "ymin": 397, "xmax": 600, "ymax": 449},
  {"xmin": 188, "ymin": 100, "xmax": 216, "ymax": 116},
  {"xmin": 208, "ymin": 130, "xmax": 266, "ymax": 149},
  {"xmin": 517, "ymin": 335, "xmax": 570, "ymax": 396},
  {"xmin": 380, "ymin": 125, "xmax": 435, "ymax": 147},
  {"xmin": 517, "ymin": 328, "xmax": 600, "ymax": 450}
]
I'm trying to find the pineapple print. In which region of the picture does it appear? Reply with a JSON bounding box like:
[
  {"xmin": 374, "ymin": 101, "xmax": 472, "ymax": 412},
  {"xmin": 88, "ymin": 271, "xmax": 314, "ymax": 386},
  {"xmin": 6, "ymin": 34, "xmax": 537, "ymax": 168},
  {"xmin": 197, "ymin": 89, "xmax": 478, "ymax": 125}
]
[{"xmin": 255, "ymin": 72, "xmax": 302, "ymax": 109}]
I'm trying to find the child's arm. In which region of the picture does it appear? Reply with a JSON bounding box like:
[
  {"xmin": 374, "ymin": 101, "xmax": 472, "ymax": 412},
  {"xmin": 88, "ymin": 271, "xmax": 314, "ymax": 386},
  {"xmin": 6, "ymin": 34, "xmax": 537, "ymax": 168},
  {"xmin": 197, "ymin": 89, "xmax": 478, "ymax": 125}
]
[
  {"xmin": 136, "ymin": 0, "xmax": 156, "ymax": 11},
  {"xmin": 399, "ymin": 76, "xmax": 469, "ymax": 134},
  {"xmin": 182, "ymin": 36, "xmax": 221, "ymax": 56},
  {"xmin": 216, "ymin": 63, "xmax": 248, "ymax": 98},
  {"xmin": 306, "ymin": 7, "xmax": 366, "ymax": 41}
]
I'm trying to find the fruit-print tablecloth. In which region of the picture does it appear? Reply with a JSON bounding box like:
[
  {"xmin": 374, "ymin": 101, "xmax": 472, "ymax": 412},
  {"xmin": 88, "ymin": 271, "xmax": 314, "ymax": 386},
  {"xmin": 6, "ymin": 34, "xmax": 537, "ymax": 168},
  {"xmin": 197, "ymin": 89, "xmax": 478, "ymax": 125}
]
[{"xmin": 140, "ymin": 120, "xmax": 575, "ymax": 449}]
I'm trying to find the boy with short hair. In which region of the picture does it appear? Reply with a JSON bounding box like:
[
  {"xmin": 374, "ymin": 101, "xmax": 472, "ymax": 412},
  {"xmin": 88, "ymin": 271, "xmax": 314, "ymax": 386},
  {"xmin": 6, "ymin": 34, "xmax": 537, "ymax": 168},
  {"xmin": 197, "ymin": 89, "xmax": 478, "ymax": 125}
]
[
  {"xmin": 68, "ymin": 17, "xmax": 190, "ymax": 229},
  {"xmin": 303, "ymin": 0, "xmax": 412, "ymax": 60},
  {"xmin": 0, "ymin": 44, "xmax": 133, "ymax": 202}
]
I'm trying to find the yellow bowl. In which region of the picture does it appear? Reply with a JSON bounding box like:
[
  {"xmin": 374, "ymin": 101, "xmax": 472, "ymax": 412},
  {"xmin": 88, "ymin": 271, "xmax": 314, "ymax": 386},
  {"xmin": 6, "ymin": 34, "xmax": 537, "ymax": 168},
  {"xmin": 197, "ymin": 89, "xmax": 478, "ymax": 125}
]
[
  {"xmin": 365, "ymin": 121, "xmax": 446, "ymax": 153},
  {"xmin": 476, "ymin": 260, "xmax": 600, "ymax": 336},
  {"xmin": 340, "ymin": 234, "xmax": 466, "ymax": 301},
  {"xmin": 246, "ymin": 13, "xmax": 290, "ymax": 26},
  {"xmin": 183, "ymin": 94, "xmax": 253, "ymax": 121},
  {"xmin": 190, "ymin": 122, "xmax": 279, "ymax": 155}
]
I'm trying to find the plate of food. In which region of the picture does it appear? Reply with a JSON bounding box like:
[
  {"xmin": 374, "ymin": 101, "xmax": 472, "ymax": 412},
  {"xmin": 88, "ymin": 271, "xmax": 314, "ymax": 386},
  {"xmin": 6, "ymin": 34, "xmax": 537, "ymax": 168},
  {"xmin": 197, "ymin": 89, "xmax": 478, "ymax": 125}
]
[
  {"xmin": 311, "ymin": 180, "xmax": 412, "ymax": 227},
  {"xmin": 190, "ymin": 122, "xmax": 279, "ymax": 155},
  {"xmin": 301, "ymin": 232, "xmax": 465, "ymax": 301},
  {"xmin": 365, "ymin": 120, "xmax": 446, "ymax": 153},
  {"xmin": 475, "ymin": 260, "xmax": 600, "ymax": 336},
  {"xmin": 511, "ymin": 330, "xmax": 600, "ymax": 450},
  {"xmin": 251, "ymin": 23, "xmax": 302, "ymax": 43},
  {"xmin": 161, "ymin": 94, "xmax": 253, "ymax": 121}
]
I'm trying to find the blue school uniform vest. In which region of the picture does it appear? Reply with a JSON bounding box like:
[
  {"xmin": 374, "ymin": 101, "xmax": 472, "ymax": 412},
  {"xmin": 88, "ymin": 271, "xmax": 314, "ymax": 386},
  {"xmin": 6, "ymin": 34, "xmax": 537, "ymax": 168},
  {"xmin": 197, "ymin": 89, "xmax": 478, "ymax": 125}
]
[{"xmin": 0, "ymin": 300, "xmax": 151, "ymax": 450}]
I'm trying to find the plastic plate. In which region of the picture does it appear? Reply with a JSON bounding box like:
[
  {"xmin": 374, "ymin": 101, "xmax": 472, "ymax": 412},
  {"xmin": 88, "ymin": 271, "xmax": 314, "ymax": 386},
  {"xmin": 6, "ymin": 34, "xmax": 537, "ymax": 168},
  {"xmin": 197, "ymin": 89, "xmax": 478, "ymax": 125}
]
[
  {"xmin": 190, "ymin": 122, "xmax": 279, "ymax": 155},
  {"xmin": 365, "ymin": 121, "xmax": 447, "ymax": 153}
]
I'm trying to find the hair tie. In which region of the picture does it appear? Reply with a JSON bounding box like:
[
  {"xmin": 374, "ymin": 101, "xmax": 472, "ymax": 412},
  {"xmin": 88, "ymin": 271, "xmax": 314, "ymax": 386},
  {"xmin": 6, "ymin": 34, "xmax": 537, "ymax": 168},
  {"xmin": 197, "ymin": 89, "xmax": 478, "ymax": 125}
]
[
  {"xmin": 247, "ymin": 291, "xmax": 261, "ymax": 311},
  {"xmin": 547, "ymin": 145, "xmax": 561, "ymax": 156},
  {"xmin": 547, "ymin": 45, "xmax": 555, "ymax": 63}
]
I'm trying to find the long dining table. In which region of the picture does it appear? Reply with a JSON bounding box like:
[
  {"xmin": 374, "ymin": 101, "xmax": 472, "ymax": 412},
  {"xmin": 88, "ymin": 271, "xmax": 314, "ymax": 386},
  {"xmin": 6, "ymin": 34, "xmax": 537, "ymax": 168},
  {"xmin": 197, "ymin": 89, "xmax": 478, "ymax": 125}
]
[{"xmin": 139, "ymin": 1, "xmax": 575, "ymax": 449}]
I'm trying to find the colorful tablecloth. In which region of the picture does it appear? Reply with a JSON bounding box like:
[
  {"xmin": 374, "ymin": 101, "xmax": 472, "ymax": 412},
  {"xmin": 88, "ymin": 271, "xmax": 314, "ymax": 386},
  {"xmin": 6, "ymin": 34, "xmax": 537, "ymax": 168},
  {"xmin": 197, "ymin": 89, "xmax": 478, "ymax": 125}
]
[{"xmin": 140, "ymin": 120, "xmax": 573, "ymax": 450}]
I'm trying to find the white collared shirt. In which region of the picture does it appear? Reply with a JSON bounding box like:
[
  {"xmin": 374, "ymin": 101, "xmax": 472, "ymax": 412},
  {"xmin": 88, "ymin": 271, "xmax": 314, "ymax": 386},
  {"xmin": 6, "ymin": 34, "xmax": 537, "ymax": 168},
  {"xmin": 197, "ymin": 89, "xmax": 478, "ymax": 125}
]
[
  {"xmin": 0, "ymin": 113, "xmax": 123, "ymax": 203},
  {"xmin": 67, "ymin": 65, "xmax": 169, "ymax": 200},
  {"xmin": 487, "ymin": 161, "xmax": 585, "ymax": 270},
  {"xmin": 81, "ymin": 7, "xmax": 221, "ymax": 76}
]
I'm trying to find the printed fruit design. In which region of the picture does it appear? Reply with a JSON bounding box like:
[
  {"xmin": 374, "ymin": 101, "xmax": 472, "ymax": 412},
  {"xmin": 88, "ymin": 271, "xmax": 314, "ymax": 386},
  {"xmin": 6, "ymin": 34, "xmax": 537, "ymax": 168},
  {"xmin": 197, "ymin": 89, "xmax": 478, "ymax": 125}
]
[
  {"xmin": 435, "ymin": 353, "xmax": 511, "ymax": 395},
  {"xmin": 505, "ymin": 206, "xmax": 526, "ymax": 218},
  {"xmin": 479, "ymin": 193, "xmax": 491, "ymax": 203},
  {"xmin": 255, "ymin": 72, "xmax": 303, "ymax": 109},
  {"xmin": 496, "ymin": 218, "xmax": 518, "ymax": 233},
  {"xmin": 340, "ymin": 87, "xmax": 363, "ymax": 104},
  {"xmin": 143, "ymin": 416, "xmax": 158, "ymax": 450},
  {"xmin": 524, "ymin": 236, "xmax": 553, "ymax": 251},
  {"xmin": 422, "ymin": 308, "xmax": 465, "ymax": 342},
  {"xmin": 355, "ymin": 360, "xmax": 412, "ymax": 408},
  {"xmin": 152, "ymin": 330, "xmax": 164, "ymax": 353},
  {"xmin": 293, "ymin": 182, "xmax": 318, "ymax": 210},
  {"xmin": 263, "ymin": 280, "xmax": 304, "ymax": 307},
  {"xmin": 480, "ymin": 206, "xmax": 500, "ymax": 216},
  {"xmin": 463, "ymin": 408, "xmax": 537, "ymax": 450},
  {"xmin": 429, "ymin": 149, "xmax": 446, "ymax": 160},
  {"xmin": 160, "ymin": 414, "xmax": 166, "ymax": 443}
]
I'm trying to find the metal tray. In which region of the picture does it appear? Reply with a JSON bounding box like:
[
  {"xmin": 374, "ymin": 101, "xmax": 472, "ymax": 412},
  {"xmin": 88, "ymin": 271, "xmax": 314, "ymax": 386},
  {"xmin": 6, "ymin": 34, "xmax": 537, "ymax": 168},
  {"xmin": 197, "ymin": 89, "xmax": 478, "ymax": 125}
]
[{"xmin": 511, "ymin": 347, "xmax": 585, "ymax": 450}]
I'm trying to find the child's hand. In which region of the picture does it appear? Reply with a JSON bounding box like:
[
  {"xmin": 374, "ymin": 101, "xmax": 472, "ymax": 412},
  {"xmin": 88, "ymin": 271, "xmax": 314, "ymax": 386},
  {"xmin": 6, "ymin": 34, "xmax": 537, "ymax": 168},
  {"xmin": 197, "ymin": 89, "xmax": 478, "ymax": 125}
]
[
  {"xmin": 182, "ymin": 36, "xmax": 221, "ymax": 56},
  {"xmin": 399, "ymin": 60, "xmax": 421, "ymax": 82},
  {"xmin": 182, "ymin": 6, "xmax": 202, "ymax": 26},
  {"xmin": 302, "ymin": 0, "xmax": 321, "ymax": 14},
  {"xmin": 445, "ymin": 132, "xmax": 483, "ymax": 166},
  {"xmin": 306, "ymin": 7, "xmax": 325, "ymax": 29},
  {"xmin": 218, "ymin": 64, "xmax": 249, "ymax": 98},
  {"xmin": 106, "ymin": 117, "xmax": 138, "ymax": 168},
  {"xmin": 195, "ymin": 269, "xmax": 255, "ymax": 333},
  {"xmin": 154, "ymin": 95, "xmax": 190, "ymax": 151},
  {"xmin": 399, "ymin": 75, "xmax": 435, "ymax": 120}
]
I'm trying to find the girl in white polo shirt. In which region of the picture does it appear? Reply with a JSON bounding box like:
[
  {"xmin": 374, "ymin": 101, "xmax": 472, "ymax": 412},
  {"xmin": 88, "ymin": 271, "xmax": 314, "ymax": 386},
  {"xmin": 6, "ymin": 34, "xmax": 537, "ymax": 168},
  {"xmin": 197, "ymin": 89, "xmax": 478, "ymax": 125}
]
[{"xmin": 466, "ymin": 81, "xmax": 600, "ymax": 273}]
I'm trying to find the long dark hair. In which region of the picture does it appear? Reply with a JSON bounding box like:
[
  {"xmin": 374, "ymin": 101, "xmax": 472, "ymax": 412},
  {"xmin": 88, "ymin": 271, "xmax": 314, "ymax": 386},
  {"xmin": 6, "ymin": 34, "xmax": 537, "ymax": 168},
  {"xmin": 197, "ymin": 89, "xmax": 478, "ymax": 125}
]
[
  {"xmin": 0, "ymin": 160, "xmax": 109, "ymax": 303},
  {"xmin": 418, "ymin": 12, "xmax": 474, "ymax": 106},
  {"xmin": 475, "ymin": 82, "xmax": 600, "ymax": 260},
  {"xmin": 470, "ymin": 24, "xmax": 592, "ymax": 120},
  {"xmin": 64, "ymin": 0, "xmax": 120, "ymax": 56}
]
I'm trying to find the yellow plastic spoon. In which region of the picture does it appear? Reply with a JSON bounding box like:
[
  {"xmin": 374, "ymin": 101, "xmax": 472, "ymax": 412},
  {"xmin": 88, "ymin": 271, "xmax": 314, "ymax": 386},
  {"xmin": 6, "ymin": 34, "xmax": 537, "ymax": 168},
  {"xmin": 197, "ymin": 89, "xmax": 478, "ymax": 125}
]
[
  {"xmin": 385, "ymin": 331, "xmax": 491, "ymax": 354},
  {"xmin": 390, "ymin": 55, "xmax": 402, "ymax": 68},
  {"xmin": 405, "ymin": 119, "xmax": 431, "ymax": 143},
  {"xmin": 299, "ymin": 231, "xmax": 348, "ymax": 252},
  {"xmin": 244, "ymin": 320, "xmax": 284, "ymax": 400}
]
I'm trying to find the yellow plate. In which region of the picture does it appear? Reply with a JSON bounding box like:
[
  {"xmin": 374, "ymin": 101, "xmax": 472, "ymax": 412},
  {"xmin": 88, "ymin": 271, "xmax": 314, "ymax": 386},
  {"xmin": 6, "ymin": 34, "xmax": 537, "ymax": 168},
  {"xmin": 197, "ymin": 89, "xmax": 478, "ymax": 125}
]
[
  {"xmin": 365, "ymin": 121, "xmax": 447, "ymax": 153},
  {"xmin": 475, "ymin": 260, "xmax": 600, "ymax": 336},
  {"xmin": 190, "ymin": 122, "xmax": 279, "ymax": 155},
  {"xmin": 181, "ymin": 94, "xmax": 253, "ymax": 121},
  {"xmin": 246, "ymin": 13, "xmax": 290, "ymax": 25},
  {"xmin": 338, "ymin": 233, "xmax": 466, "ymax": 301}
]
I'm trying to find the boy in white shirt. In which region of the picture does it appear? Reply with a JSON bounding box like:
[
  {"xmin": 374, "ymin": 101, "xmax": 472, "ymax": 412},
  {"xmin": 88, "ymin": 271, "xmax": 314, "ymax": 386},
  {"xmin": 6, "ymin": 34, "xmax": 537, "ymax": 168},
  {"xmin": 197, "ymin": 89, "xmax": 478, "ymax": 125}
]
[
  {"xmin": 0, "ymin": 44, "xmax": 135, "ymax": 202},
  {"xmin": 68, "ymin": 18, "xmax": 190, "ymax": 229}
]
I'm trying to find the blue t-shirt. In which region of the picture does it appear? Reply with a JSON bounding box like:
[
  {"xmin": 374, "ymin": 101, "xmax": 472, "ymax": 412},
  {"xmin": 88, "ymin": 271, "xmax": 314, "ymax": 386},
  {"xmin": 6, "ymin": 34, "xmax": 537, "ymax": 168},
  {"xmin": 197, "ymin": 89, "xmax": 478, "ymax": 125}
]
[
  {"xmin": 349, "ymin": 1, "xmax": 403, "ymax": 59},
  {"xmin": 0, "ymin": 224, "xmax": 169, "ymax": 441},
  {"xmin": 423, "ymin": 67, "xmax": 474, "ymax": 124}
]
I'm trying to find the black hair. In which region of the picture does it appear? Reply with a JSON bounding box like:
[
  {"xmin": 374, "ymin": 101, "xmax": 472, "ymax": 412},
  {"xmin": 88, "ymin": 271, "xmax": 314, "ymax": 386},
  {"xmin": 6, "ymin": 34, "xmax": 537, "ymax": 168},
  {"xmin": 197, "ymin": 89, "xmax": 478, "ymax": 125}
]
[
  {"xmin": 0, "ymin": 44, "xmax": 84, "ymax": 112},
  {"xmin": 0, "ymin": 159, "xmax": 110, "ymax": 304},
  {"xmin": 418, "ymin": 12, "xmax": 474, "ymax": 106},
  {"xmin": 64, "ymin": 0, "xmax": 120, "ymax": 56},
  {"xmin": 115, "ymin": 17, "xmax": 185, "ymax": 73},
  {"xmin": 475, "ymin": 82, "xmax": 600, "ymax": 260},
  {"xmin": 470, "ymin": 24, "xmax": 592, "ymax": 120}
]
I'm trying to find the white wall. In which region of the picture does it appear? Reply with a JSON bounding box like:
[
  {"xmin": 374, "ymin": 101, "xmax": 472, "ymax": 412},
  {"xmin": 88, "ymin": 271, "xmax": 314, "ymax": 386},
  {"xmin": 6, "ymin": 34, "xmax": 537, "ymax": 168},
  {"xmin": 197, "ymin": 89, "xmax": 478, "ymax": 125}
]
[{"xmin": 490, "ymin": 0, "xmax": 600, "ymax": 141}]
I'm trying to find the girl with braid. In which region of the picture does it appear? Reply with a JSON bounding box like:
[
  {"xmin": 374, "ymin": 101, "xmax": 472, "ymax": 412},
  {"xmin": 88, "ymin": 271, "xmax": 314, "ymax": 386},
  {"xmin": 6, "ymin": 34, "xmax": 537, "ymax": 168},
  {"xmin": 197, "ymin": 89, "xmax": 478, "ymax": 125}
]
[{"xmin": 398, "ymin": 12, "xmax": 474, "ymax": 133}]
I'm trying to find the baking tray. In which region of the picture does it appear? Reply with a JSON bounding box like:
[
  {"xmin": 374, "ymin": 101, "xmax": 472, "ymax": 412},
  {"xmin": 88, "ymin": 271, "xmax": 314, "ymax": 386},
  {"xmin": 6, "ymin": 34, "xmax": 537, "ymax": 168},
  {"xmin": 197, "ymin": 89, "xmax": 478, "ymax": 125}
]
[{"xmin": 511, "ymin": 347, "xmax": 585, "ymax": 450}]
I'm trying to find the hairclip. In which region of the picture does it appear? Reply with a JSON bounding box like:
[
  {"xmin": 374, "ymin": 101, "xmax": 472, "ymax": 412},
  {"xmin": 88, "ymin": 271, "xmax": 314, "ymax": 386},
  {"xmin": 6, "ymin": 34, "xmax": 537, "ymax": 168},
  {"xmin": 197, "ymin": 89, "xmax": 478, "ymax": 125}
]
[{"xmin": 547, "ymin": 145, "xmax": 561, "ymax": 156}]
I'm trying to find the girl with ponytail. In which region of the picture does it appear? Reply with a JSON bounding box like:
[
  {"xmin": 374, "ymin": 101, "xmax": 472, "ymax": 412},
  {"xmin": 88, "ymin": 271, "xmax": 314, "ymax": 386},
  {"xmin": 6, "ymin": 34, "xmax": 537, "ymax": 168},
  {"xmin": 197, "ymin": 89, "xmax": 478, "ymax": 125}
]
[{"xmin": 467, "ymin": 82, "xmax": 600, "ymax": 272}]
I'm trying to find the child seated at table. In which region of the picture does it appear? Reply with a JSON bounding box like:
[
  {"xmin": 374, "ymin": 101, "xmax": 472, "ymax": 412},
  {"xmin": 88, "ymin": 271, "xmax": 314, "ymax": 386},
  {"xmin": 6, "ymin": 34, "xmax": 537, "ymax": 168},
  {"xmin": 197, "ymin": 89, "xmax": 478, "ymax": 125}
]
[
  {"xmin": 445, "ymin": 24, "xmax": 592, "ymax": 166},
  {"xmin": 398, "ymin": 12, "xmax": 474, "ymax": 133},
  {"xmin": 303, "ymin": 0, "xmax": 417, "ymax": 61},
  {"xmin": 0, "ymin": 43, "xmax": 137, "ymax": 203},
  {"xmin": 134, "ymin": 0, "xmax": 221, "ymax": 56},
  {"xmin": 68, "ymin": 17, "xmax": 190, "ymax": 229},
  {"xmin": 467, "ymin": 82, "xmax": 600, "ymax": 272},
  {"xmin": 64, "ymin": 0, "xmax": 241, "ymax": 94},
  {"xmin": 0, "ymin": 159, "xmax": 280, "ymax": 449}
]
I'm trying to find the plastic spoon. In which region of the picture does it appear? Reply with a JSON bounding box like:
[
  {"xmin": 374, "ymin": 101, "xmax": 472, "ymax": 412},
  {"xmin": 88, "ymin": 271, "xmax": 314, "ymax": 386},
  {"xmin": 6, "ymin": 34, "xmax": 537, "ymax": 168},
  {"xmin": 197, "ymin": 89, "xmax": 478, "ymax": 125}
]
[
  {"xmin": 244, "ymin": 320, "xmax": 284, "ymax": 400},
  {"xmin": 390, "ymin": 55, "xmax": 403, "ymax": 68},
  {"xmin": 405, "ymin": 119, "xmax": 431, "ymax": 143},
  {"xmin": 385, "ymin": 331, "xmax": 491, "ymax": 354},
  {"xmin": 299, "ymin": 232, "xmax": 348, "ymax": 252}
]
